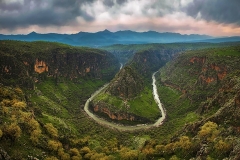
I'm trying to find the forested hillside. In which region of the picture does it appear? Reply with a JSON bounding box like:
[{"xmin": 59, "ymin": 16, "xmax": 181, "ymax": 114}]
[
  {"xmin": 1, "ymin": 41, "xmax": 240, "ymax": 159},
  {"xmin": 0, "ymin": 40, "xmax": 119, "ymax": 88},
  {"xmin": 153, "ymin": 45, "xmax": 240, "ymax": 159},
  {"xmin": 101, "ymin": 42, "xmax": 240, "ymax": 64}
]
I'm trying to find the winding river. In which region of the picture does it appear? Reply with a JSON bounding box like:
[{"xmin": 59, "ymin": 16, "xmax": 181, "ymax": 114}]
[{"xmin": 84, "ymin": 71, "xmax": 166, "ymax": 131}]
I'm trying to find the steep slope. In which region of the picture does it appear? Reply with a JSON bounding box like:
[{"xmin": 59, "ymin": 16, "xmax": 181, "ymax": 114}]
[
  {"xmin": 1, "ymin": 41, "xmax": 240, "ymax": 159},
  {"xmin": 0, "ymin": 40, "xmax": 121, "ymax": 159},
  {"xmin": 106, "ymin": 66, "xmax": 144, "ymax": 99},
  {"xmin": 150, "ymin": 45, "xmax": 240, "ymax": 159},
  {"xmin": 101, "ymin": 42, "xmax": 240, "ymax": 64},
  {"xmin": 89, "ymin": 45, "xmax": 180, "ymax": 124},
  {"xmin": 160, "ymin": 46, "xmax": 240, "ymax": 112},
  {"xmin": 0, "ymin": 40, "xmax": 119, "ymax": 88}
]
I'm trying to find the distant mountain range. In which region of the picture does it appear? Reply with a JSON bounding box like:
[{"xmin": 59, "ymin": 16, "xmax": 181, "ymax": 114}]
[{"xmin": 1, "ymin": 30, "xmax": 240, "ymax": 46}]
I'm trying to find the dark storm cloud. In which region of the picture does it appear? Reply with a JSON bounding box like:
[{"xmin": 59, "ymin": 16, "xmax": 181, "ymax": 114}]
[
  {"xmin": 185, "ymin": 0, "xmax": 240, "ymax": 25},
  {"xmin": 116, "ymin": 0, "xmax": 128, "ymax": 5},
  {"xmin": 0, "ymin": 0, "xmax": 96, "ymax": 29},
  {"xmin": 103, "ymin": 0, "xmax": 114, "ymax": 7}
]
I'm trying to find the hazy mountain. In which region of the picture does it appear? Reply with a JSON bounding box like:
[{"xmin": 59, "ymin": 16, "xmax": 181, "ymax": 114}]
[{"xmin": 0, "ymin": 30, "xmax": 213, "ymax": 46}]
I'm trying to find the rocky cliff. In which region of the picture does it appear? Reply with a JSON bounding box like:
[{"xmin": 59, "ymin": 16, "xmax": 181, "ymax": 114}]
[
  {"xmin": 160, "ymin": 46, "xmax": 240, "ymax": 125},
  {"xmin": 155, "ymin": 45, "xmax": 240, "ymax": 159},
  {"xmin": 105, "ymin": 66, "xmax": 144, "ymax": 99},
  {"xmin": 0, "ymin": 40, "xmax": 119, "ymax": 88},
  {"xmin": 89, "ymin": 45, "xmax": 179, "ymax": 124},
  {"xmin": 89, "ymin": 101, "xmax": 151, "ymax": 124},
  {"xmin": 101, "ymin": 43, "xmax": 240, "ymax": 64}
]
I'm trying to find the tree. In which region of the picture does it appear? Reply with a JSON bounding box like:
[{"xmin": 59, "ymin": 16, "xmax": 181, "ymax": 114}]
[
  {"xmin": 214, "ymin": 139, "xmax": 231, "ymax": 157},
  {"xmin": 1, "ymin": 106, "xmax": 9, "ymax": 115},
  {"xmin": 14, "ymin": 87, "xmax": 23, "ymax": 95},
  {"xmin": 3, "ymin": 123, "xmax": 22, "ymax": 141},
  {"xmin": 28, "ymin": 119, "xmax": 40, "ymax": 131},
  {"xmin": 119, "ymin": 147, "xmax": 139, "ymax": 160},
  {"xmin": 0, "ymin": 129, "xmax": 3, "ymax": 138},
  {"xmin": 72, "ymin": 156, "xmax": 82, "ymax": 160},
  {"xmin": 12, "ymin": 101, "xmax": 26, "ymax": 109},
  {"xmin": 175, "ymin": 136, "xmax": 192, "ymax": 150},
  {"xmin": 30, "ymin": 128, "xmax": 42, "ymax": 144},
  {"xmin": 48, "ymin": 140, "xmax": 62, "ymax": 151},
  {"xmin": 44, "ymin": 123, "xmax": 58, "ymax": 138},
  {"xmin": 169, "ymin": 155, "xmax": 180, "ymax": 160},
  {"xmin": 198, "ymin": 121, "xmax": 219, "ymax": 142},
  {"xmin": 164, "ymin": 143, "xmax": 175, "ymax": 154},
  {"xmin": 70, "ymin": 148, "xmax": 80, "ymax": 157},
  {"xmin": 44, "ymin": 156, "xmax": 58, "ymax": 160},
  {"xmin": 155, "ymin": 144, "xmax": 165, "ymax": 154},
  {"xmin": 80, "ymin": 147, "xmax": 91, "ymax": 156}
]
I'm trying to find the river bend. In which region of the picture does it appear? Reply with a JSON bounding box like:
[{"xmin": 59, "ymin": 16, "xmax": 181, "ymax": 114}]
[{"xmin": 84, "ymin": 71, "xmax": 166, "ymax": 131}]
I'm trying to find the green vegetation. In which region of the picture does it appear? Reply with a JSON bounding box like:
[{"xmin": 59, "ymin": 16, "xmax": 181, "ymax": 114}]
[
  {"xmin": 156, "ymin": 82, "xmax": 198, "ymax": 122},
  {"xmin": 102, "ymin": 42, "xmax": 240, "ymax": 64},
  {"xmin": 93, "ymin": 87, "xmax": 160, "ymax": 122},
  {"xmin": 128, "ymin": 87, "xmax": 160, "ymax": 120},
  {"xmin": 0, "ymin": 40, "xmax": 119, "ymax": 87},
  {"xmin": 1, "ymin": 41, "xmax": 240, "ymax": 159}
]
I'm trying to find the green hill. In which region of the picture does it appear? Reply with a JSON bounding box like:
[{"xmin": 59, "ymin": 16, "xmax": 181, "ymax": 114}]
[
  {"xmin": 1, "ymin": 41, "xmax": 240, "ymax": 159},
  {"xmin": 101, "ymin": 42, "xmax": 240, "ymax": 64},
  {"xmin": 151, "ymin": 45, "xmax": 240, "ymax": 159},
  {"xmin": 0, "ymin": 40, "xmax": 121, "ymax": 159}
]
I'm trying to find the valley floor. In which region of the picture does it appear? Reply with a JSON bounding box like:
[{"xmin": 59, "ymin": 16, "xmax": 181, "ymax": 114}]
[{"xmin": 84, "ymin": 71, "xmax": 166, "ymax": 130}]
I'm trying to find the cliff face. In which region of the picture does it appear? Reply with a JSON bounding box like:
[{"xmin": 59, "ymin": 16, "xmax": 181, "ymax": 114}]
[
  {"xmin": 199, "ymin": 74, "xmax": 240, "ymax": 126},
  {"xmin": 90, "ymin": 46, "xmax": 178, "ymax": 124},
  {"xmin": 128, "ymin": 50, "xmax": 167, "ymax": 78},
  {"xmin": 89, "ymin": 101, "xmax": 151, "ymax": 123},
  {"xmin": 101, "ymin": 43, "xmax": 238, "ymax": 64},
  {"xmin": 159, "ymin": 46, "xmax": 240, "ymax": 124},
  {"xmin": 0, "ymin": 41, "xmax": 119, "ymax": 88},
  {"xmin": 105, "ymin": 66, "xmax": 144, "ymax": 99}
]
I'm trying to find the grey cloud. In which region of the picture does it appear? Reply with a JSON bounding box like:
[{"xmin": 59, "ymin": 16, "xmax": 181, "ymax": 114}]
[
  {"xmin": 103, "ymin": 0, "xmax": 128, "ymax": 7},
  {"xmin": 0, "ymin": 0, "xmax": 96, "ymax": 29},
  {"xmin": 145, "ymin": 0, "xmax": 180, "ymax": 16},
  {"xmin": 103, "ymin": 0, "xmax": 114, "ymax": 7},
  {"xmin": 184, "ymin": 0, "xmax": 240, "ymax": 25},
  {"xmin": 116, "ymin": 0, "xmax": 128, "ymax": 5}
]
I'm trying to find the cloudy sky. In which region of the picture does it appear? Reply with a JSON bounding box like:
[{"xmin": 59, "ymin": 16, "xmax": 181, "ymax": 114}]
[{"xmin": 0, "ymin": 0, "xmax": 240, "ymax": 36}]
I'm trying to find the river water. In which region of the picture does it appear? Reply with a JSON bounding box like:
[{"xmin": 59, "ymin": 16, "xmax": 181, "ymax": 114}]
[{"xmin": 84, "ymin": 71, "xmax": 166, "ymax": 131}]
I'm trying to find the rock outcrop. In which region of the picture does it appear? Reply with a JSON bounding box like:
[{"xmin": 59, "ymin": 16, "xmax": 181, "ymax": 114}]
[
  {"xmin": 105, "ymin": 66, "xmax": 144, "ymax": 99},
  {"xmin": 160, "ymin": 46, "xmax": 240, "ymax": 124},
  {"xmin": 89, "ymin": 101, "xmax": 151, "ymax": 123},
  {"xmin": 0, "ymin": 41, "xmax": 119, "ymax": 88}
]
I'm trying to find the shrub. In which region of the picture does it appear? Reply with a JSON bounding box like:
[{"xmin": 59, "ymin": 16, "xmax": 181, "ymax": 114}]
[
  {"xmin": 44, "ymin": 123, "xmax": 58, "ymax": 138},
  {"xmin": 3, "ymin": 123, "xmax": 22, "ymax": 141},
  {"xmin": 44, "ymin": 156, "xmax": 58, "ymax": 160},
  {"xmin": 48, "ymin": 140, "xmax": 62, "ymax": 151}
]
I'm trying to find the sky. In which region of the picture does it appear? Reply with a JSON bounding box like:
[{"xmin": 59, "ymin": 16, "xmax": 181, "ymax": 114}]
[{"xmin": 0, "ymin": 0, "xmax": 240, "ymax": 36}]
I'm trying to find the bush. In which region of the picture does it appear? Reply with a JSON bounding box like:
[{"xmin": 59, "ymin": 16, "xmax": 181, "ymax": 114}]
[
  {"xmin": 0, "ymin": 129, "xmax": 3, "ymax": 138},
  {"xmin": 44, "ymin": 123, "xmax": 58, "ymax": 138},
  {"xmin": 198, "ymin": 121, "xmax": 219, "ymax": 142},
  {"xmin": 70, "ymin": 148, "xmax": 80, "ymax": 156},
  {"xmin": 48, "ymin": 140, "xmax": 62, "ymax": 151},
  {"xmin": 44, "ymin": 156, "xmax": 58, "ymax": 160},
  {"xmin": 3, "ymin": 123, "xmax": 22, "ymax": 141}
]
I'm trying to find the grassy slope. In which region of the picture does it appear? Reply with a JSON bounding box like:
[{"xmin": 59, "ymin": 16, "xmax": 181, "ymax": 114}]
[{"xmin": 93, "ymin": 86, "xmax": 160, "ymax": 122}]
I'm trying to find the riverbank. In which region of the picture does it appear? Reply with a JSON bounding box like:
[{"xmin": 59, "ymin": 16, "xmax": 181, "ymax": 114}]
[{"xmin": 84, "ymin": 71, "xmax": 166, "ymax": 131}]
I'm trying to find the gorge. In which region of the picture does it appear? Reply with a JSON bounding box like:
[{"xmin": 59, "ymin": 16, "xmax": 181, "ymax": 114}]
[{"xmin": 84, "ymin": 70, "xmax": 166, "ymax": 130}]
